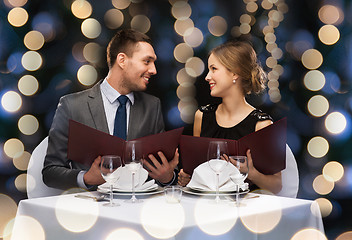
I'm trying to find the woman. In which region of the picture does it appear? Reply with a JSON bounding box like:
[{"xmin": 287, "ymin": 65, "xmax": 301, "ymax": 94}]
[{"xmin": 178, "ymin": 41, "xmax": 282, "ymax": 194}]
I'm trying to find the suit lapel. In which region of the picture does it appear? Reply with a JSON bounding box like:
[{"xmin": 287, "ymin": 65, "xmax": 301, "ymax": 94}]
[{"xmin": 87, "ymin": 81, "xmax": 109, "ymax": 134}]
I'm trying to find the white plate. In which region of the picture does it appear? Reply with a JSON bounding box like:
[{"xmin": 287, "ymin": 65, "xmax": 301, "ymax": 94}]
[
  {"xmin": 183, "ymin": 187, "xmax": 249, "ymax": 196},
  {"xmin": 97, "ymin": 185, "xmax": 163, "ymax": 196}
]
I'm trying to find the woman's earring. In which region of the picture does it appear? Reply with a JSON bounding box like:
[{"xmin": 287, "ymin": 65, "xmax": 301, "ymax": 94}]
[{"xmin": 233, "ymin": 79, "xmax": 236, "ymax": 84}]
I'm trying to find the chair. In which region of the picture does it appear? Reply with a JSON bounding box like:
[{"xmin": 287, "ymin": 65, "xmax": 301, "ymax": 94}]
[
  {"xmin": 276, "ymin": 144, "xmax": 299, "ymax": 198},
  {"xmin": 26, "ymin": 137, "xmax": 64, "ymax": 198}
]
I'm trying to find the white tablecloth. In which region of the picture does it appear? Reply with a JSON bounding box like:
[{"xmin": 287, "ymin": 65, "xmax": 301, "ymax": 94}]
[{"xmin": 11, "ymin": 192, "xmax": 325, "ymax": 240}]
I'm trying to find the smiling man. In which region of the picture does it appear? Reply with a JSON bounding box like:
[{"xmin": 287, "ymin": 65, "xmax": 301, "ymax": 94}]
[{"xmin": 42, "ymin": 29, "xmax": 178, "ymax": 190}]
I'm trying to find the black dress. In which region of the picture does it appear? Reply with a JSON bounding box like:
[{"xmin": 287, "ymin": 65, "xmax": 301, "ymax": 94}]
[{"xmin": 199, "ymin": 104, "xmax": 273, "ymax": 190}]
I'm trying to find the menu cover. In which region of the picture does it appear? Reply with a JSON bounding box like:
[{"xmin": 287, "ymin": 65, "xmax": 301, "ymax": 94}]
[
  {"xmin": 67, "ymin": 119, "xmax": 184, "ymax": 166},
  {"xmin": 180, "ymin": 118, "xmax": 287, "ymax": 175}
]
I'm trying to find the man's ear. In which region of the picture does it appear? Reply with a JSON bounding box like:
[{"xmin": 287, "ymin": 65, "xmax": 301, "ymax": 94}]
[{"xmin": 116, "ymin": 53, "xmax": 127, "ymax": 69}]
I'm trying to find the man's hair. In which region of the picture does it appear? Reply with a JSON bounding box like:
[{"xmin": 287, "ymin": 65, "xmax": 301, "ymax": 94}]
[{"xmin": 106, "ymin": 29, "xmax": 152, "ymax": 69}]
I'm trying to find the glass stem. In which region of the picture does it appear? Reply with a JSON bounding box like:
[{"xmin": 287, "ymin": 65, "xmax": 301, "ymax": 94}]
[
  {"xmin": 216, "ymin": 173, "xmax": 220, "ymax": 203},
  {"xmin": 236, "ymin": 184, "xmax": 240, "ymax": 207},
  {"xmin": 131, "ymin": 172, "xmax": 136, "ymax": 202},
  {"xmin": 109, "ymin": 184, "xmax": 113, "ymax": 206}
]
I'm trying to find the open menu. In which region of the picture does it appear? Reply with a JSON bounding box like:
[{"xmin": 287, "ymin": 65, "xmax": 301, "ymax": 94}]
[
  {"xmin": 180, "ymin": 118, "xmax": 287, "ymax": 175},
  {"xmin": 67, "ymin": 119, "xmax": 184, "ymax": 166}
]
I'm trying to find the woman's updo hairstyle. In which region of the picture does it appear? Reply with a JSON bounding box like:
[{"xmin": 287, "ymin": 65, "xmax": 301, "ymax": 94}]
[{"xmin": 210, "ymin": 40, "xmax": 267, "ymax": 95}]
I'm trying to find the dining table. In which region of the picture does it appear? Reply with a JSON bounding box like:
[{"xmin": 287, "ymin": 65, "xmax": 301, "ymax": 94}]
[{"xmin": 10, "ymin": 189, "xmax": 326, "ymax": 240}]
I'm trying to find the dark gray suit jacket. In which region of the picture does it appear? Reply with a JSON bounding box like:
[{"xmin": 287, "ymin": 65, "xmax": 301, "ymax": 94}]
[{"xmin": 42, "ymin": 81, "xmax": 165, "ymax": 190}]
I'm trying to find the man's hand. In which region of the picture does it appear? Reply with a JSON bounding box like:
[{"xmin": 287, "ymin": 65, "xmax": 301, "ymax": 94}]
[
  {"xmin": 83, "ymin": 156, "xmax": 105, "ymax": 186},
  {"xmin": 178, "ymin": 169, "xmax": 191, "ymax": 186},
  {"xmin": 143, "ymin": 149, "xmax": 179, "ymax": 184}
]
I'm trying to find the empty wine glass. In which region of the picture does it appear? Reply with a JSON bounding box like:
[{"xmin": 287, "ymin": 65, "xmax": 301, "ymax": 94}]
[
  {"xmin": 229, "ymin": 155, "xmax": 249, "ymax": 206},
  {"xmin": 100, "ymin": 155, "xmax": 122, "ymax": 207},
  {"xmin": 124, "ymin": 141, "xmax": 143, "ymax": 203},
  {"xmin": 207, "ymin": 141, "xmax": 229, "ymax": 203}
]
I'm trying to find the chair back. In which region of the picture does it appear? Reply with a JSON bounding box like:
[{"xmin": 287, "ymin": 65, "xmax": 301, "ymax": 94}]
[
  {"xmin": 27, "ymin": 137, "xmax": 64, "ymax": 198},
  {"xmin": 276, "ymin": 144, "xmax": 299, "ymax": 198}
]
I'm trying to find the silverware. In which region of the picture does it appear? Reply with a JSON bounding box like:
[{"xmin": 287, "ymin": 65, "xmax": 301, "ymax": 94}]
[{"xmin": 75, "ymin": 194, "xmax": 106, "ymax": 201}]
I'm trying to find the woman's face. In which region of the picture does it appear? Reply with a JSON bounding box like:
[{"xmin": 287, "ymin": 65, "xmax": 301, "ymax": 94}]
[{"xmin": 205, "ymin": 53, "xmax": 237, "ymax": 98}]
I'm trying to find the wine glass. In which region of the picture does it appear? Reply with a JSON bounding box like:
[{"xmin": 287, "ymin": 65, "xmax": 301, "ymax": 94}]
[
  {"xmin": 124, "ymin": 141, "xmax": 143, "ymax": 203},
  {"xmin": 207, "ymin": 141, "xmax": 229, "ymax": 203},
  {"xmin": 229, "ymin": 155, "xmax": 249, "ymax": 206},
  {"xmin": 100, "ymin": 155, "xmax": 122, "ymax": 207}
]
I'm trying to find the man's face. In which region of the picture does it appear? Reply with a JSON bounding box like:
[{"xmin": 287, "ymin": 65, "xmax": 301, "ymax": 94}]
[{"xmin": 121, "ymin": 42, "xmax": 157, "ymax": 93}]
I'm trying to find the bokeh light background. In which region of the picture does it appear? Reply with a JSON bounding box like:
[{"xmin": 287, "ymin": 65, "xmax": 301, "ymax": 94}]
[{"xmin": 0, "ymin": 0, "xmax": 352, "ymax": 239}]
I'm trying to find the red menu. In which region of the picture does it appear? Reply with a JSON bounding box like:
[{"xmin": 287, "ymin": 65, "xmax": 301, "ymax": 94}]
[
  {"xmin": 67, "ymin": 119, "xmax": 184, "ymax": 166},
  {"xmin": 180, "ymin": 118, "xmax": 287, "ymax": 175}
]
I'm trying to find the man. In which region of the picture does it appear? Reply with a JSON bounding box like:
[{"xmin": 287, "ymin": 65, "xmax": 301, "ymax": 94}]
[{"xmin": 42, "ymin": 29, "xmax": 178, "ymax": 190}]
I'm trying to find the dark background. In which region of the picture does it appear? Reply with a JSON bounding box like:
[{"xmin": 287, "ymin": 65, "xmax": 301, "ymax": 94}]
[{"xmin": 1, "ymin": 0, "xmax": 351, "ymax": 239}]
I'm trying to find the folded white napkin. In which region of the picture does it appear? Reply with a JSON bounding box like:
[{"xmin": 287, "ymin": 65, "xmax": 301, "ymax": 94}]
[
  {"xmin": 99, "ymin": 166, "xmax": 156, "ymax": 191},
  {"xmin": 187, "ymin": 161, "xmax": 248, "ymax": 192}
]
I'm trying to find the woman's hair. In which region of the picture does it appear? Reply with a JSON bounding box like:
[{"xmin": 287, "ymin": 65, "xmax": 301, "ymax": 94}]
[
  {"xmin": 107, "ymin": 29, "xmax": 152, "ymax": 69},
  {"xmin": 210, "ymin": 41, "xmax": 267, "ymax": 95}
]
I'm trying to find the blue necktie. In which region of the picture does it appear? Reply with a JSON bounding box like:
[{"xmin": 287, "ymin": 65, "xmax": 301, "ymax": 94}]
[{"xmin": 113, "ymin": 95, "xmax": 129, "ymax": 139}]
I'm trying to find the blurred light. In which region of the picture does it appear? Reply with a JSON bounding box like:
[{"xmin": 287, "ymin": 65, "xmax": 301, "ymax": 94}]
[
  {"xmin": 141, "ymin": 198, "xmax": 185, "ymax": 239},
  {"xmin": 263, "ymin": 25, "xmax": 274, "ymax": 35},
  {"xmin": 171, "ymin": 1, "xmax": 192, "ymax": 20},
  {"xmin": 239, "ymin": 195, "xmax": 282, "ymax": 233},
  {"xmin": 301, "ymin": 49, "xmax": 323, "ymax": 70},
  {"xmin": 112, "ymin": 0, "xmax": 131, "ymax": 9},
  {"xmin": 32, "ymin": 12, "xmax": 56, "ymax": 42},
  {"xmin": 246, "ymin": 2, "xmax": 258, "ymax": 12},
  {"xmin": 7, "ymin": 0, "xmax": 27, "ymax": 7},
  {"xmin": 18, "ymin": 114, "xmax": 39, "ymax": 135},
  {"xmin": 268, "ymin": 88, "xmax": 281, "ymax": 103},
  {"xmin": 277, "ymin": 2, "xmax": 289, "ymax": 13},
  {"xmin": 288, "ymin": 30, "xmax": 314, "ymax": 60},
  {"xmin": 272, "ymin": 64, "xmax": 284, "ymax": 76},
  {"xmin": 264, "ymin": 32, "xmax": 276, "ymax": 43},
  {"xmin": 176, "ymin": 68, "xmax": 196, "ymax": 85},
  {"xmin": 231, "ymin": 26, "xmax": 241, "ymax": 38},
  {"xmin": 106, "ymin": 228, "xmax": 144, "ymax": 240},
  {"xmin": 304, "ymin": 70, "xmax": 325, "ymax": 91},
  {"xmin": 77, "ymin": 65, "xmax": 97, "ymax": 86},
  {"xmin": 261, "ymin": 0, "xmax": 273, "ymax": 10},
  {"xmin": 174, "ymin": 19, "xmax": 194, "ymax": 36},
  {"xmin": 336, "ymin": 231, "xmax": 352, "ymax": 240},
  {"xmin": 0, "ymin": 194, "xmax": 17, "ymax": 239},
  {"xmin": 176, "ymin": 85, "xmax": 196, "ymax": 100},
  {"xmin": 271, "ymin": 48, "xmax": 283, "ymax": 59},
  {"xmin": 72, "ymin": 42, "xmax": 86, "ymax": 62},
  {"xmin": 208, "ymin": 16, "xmax": 227, "ymax": 37},
  {"xmin": 55, "ymin": 194, "xmax": 99, "ymax": 232},
  {"xmin": 266, "ymin": 57, "xmax": 277, "ymax": 68},
  {"xmin": 313, "ymin": 174, "xmax": 334, "ymax": 195},
  {"xmin": 104, "ymin": 9, "xmax": 124, "ymax": 29},
  {"xmin": 81, "ymin": 18, "xmax": 101, "ymax": 39},
  {"xmin": 239, "ymin": 23, "xmax": 251, "ymax": 34},
  {"xmin": 174, "ymin": 43, "xmax": 194, "ymax": 63},
  {"xmin": 7, "ymin": 216, "xmax": 45, "ymax": 240},
  {"xmin": 291, "ymin": 228, "xmax": 327, "ymax": 240},
  {"xmin": 13, "ymin": 151, "xmax": 30, "ymax": 171},
  {"xmin": 1, "ymin": 91, "xmax": 22, "ymax": 113},
  {"xmin": 130, "ymin": 15, "xmax": 151, "ymax": 34},
  {"xmin": 180, "ymin": 102, "xmax": 197, "ymax": 124},
  {"xmin": 21, "ymin": 51, "xmax": 43, "ymax": 71},
  {"xmin": 15, "ymin": 173, "xmax": 27, "ymax": 192},
  {"xmin": 83, "ymin": 42, "xmax": 103, "ymax": 64},
  {"xmin": 266, "ymin": 43, "xmax": 278, "ymax": 53},
  {"xmin": 240, "ymin": 14, "xmax": 251, "ymax": 24},
  {"xmin": 269, "ymin": 10, "xmax": 284, "ymax": 22},
  {"xmin": 24, "ymin": 31, "xmax": 45, "ymax": 50},
  {"xmin": 194, "ymin": 198, "xmax": 237, "ymax": 235},
  {"xmin": 318, "ymin": 5, "xmax": 343, "ymax": 25},
  {"xmin": 185, "ymin": 57, "xmax": 204, "ymax": 77},
  {"xmin": 307, "ymin": 136, "xmax": 329, "ymax": 158},
  {"xmin": 325, "ymin": 112, "xmax": 346, "ymax": 135},
  {"xmin": 184, "ymin": 27, "xmax": 203, "ymax": 48},
  {"xmin": 4, "ymin": 138, "xmax": 24, "ymax": 158},
  {"xmin": 314, "ymin": 198, "xmax": 333, "ymax": 217},
  {"xmin": 71, "ymin": 0, "xmax": 92, "ymax": 19},
  {"xmin": 318, "ymin": 25, "xmax": 340, "ymax": 45},
  {"xmin": 323, "ymin": 161, "xmax": 344, "ymax": 182},
  {"xmin": 18, "ymin": 75, "xmax": 39, "ymax": 96},
  {"xmin": 7, "ymin": 7, "xmax": 28, "ymax": 27},
  {"xmin": 307, "ymin": 95, "xmax": 329, "ymax": 117}
]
